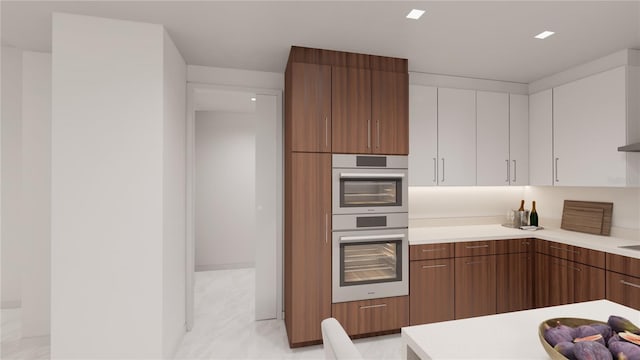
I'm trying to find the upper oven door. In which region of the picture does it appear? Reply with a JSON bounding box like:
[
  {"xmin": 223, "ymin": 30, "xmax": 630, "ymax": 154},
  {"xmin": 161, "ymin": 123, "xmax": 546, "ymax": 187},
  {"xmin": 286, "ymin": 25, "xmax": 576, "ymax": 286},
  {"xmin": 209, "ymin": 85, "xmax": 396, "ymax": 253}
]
[{"xmin": 332, "ymin": 167, "xmax": 408, "ymax": 214}]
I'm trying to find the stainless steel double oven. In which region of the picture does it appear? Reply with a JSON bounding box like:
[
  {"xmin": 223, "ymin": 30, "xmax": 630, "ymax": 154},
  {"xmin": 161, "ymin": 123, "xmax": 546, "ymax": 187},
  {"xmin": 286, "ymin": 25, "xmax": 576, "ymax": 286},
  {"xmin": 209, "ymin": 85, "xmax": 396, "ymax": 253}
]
[{"xmin": 331, "ymin": 154, "xmax": 409, "ymax": 303}]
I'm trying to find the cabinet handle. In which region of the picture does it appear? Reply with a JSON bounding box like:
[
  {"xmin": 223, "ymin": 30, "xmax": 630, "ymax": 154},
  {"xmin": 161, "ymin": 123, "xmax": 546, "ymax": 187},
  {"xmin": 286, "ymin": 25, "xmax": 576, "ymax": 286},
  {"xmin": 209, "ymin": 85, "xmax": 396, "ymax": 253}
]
[
  {"xmin": 465, "ymin": 261, "xmax": 485, "ymax": 265},
  {"xmin": 376, "ymin": 119, "xmax": 380, "ymax": 149},
  {"xmin": 422, "ymin": 248, "xmax": 446, "ymax": 252},
  {"xmin": 555, "ymin": 157, "xmax": 559, "ymax": 182},
  {"xmin": 551, "ymin": 260, "xmax": 581, "ymax": 272},
  {"xmin": 620, "ymin": 280, "xmax": 640, "ymax": 289},
  {"xmin": 505, "ymin": 159, "xmax": 509, "ymax": 183},
  {"xmin": 522, "ymin": 241, "xmax": 530, "ymax": 246},
  {"xmin": 422, "ymin": 264, "xmax": 447, "ymax": 269},
  {"xmin": 360, "ymin": 304, "xmax": 387, "ymax": 310},
  {"xmin": 441, "ymin": 158, "xmax": 445, "ymax": 183},
  {"xmin": 325, "ymin": 213, "xmax": 329, "ymax": 244},
  {"xmin": 367, "ymin": 119, "xmax": 371, "ymax": 149},
  {"xmin": 325, "ymin": 116, "xmax": 329, "ymax": 149},
  {"xmin": 549, "ymin": 245, "xmax": 580, "ymax": 255},
  {"xmin": 512, "ymin": 160, "xmax": 517, "ymax": 183},
  {"xmin": 465, "ymin": 244, "xmax": 489, "ymax": 249},
  {"xmin": 432, "ymin": 158, "xmax": 437, "ymax": 183}
]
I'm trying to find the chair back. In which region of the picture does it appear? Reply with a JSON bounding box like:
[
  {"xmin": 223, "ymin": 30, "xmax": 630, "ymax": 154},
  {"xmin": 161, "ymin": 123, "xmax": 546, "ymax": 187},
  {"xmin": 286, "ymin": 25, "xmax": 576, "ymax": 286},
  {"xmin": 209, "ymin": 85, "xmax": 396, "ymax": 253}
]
[{"xmin": 321, "ymin": 317, "xmax": 363, "ymax": 360}]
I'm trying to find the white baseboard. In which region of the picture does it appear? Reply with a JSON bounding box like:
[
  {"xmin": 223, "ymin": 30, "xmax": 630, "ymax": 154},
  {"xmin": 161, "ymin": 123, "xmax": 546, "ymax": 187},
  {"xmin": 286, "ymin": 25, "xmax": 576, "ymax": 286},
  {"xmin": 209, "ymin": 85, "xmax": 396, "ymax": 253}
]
[
  {"xmin": 1, "ymin": 300, "xmax": 21, "ymax": 309},
  {"xmin": 195, "ymin": 262, "xmax": 255, "ymax": 272}
]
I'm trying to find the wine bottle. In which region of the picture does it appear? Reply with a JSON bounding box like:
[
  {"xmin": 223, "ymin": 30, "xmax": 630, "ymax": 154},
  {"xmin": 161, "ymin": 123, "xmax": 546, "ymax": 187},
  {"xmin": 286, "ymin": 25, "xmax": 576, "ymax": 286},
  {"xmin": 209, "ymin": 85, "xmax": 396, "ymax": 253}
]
[
  {"xmin": 530, "ymin": 201, "xmax": 539, "ymax": 227},
  {"xmin": 518, "ymin": 200, "xmax": 525, "ymax": 212}
]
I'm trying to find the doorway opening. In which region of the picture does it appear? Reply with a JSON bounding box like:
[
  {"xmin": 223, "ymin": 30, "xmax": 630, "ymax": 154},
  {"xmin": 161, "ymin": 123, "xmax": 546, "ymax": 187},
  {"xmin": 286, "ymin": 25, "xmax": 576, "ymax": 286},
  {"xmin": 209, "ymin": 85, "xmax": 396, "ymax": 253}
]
[{"xmin": 186, "ymin": 85, "xmax": 283, "ymax": 329}]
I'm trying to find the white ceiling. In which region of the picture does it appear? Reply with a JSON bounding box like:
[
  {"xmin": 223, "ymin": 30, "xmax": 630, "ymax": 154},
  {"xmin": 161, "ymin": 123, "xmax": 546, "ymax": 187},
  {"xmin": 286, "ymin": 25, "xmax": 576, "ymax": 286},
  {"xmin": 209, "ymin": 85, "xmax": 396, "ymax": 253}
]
[{"xmin": 2, "ymin": 1, "xmax": 640, "ymax": 84}]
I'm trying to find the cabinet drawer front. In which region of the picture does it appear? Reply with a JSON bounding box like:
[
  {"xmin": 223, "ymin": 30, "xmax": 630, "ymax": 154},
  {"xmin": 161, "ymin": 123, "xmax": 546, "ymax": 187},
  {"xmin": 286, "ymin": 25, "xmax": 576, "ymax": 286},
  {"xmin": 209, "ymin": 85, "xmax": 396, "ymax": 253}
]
[
  {"xmin": 496, "ymin": 238, "xmax": 534, "ymax": 254},
  {"xmin": 409, "ymin": 259, "xmax": 455, "ymax": 325},
  {"xmin": 537, "ymin": 241, "xmax": 605, "ymax": 268},
  {"xmin": 332, "ymin": 296, "xmax": 408, "ymax": 336},
  {"xmin": 606, "ymin": 271, "xmax": 640, "ymax": 310},
  {"xmin": 455, "ymin": 240, "xmax": 498, "ymax": 257},
  {"xmin": 410, "ymin": 243, "xmax": 454, "ymax": 260},
  {"xmin": 607, "ymin": 253, "xmax": 640, "ymax": 278}
]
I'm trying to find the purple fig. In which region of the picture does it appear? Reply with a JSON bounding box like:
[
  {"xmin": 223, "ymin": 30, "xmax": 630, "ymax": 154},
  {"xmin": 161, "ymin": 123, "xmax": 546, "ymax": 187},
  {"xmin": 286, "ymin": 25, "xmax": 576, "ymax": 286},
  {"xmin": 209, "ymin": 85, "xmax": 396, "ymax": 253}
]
[{"xmin": 574, "ymin": 341, "xmax": 613, "ymax": 360}]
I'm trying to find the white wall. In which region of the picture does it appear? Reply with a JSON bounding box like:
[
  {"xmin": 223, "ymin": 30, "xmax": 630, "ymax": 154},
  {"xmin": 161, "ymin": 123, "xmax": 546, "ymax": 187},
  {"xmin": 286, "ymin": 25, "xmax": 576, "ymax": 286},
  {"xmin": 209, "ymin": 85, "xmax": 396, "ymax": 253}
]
[
  {"xmin": 20, "ymin": 50, "xmax": 51, "ymax": 337},
  {"xmin": 524, "ymin": 186, "xmax": 640, "ymax": 236},
  {"xmin": 51, "ymin": 13, "xmax": 185, "ymax": 359},
  {"xmin": 195, "ymin": 110, "xmax": 256, "ymax": 270},
  {"xmin": 161, "ymin": 29, "xmax": 187, "ymax": 358},
  {"xmin": 1, "ymin": 46, "xmax": 23, "ymax": 308},
  {"xmin": 188, "ymin": 65, "xmax": 283, "ymax": 90}
]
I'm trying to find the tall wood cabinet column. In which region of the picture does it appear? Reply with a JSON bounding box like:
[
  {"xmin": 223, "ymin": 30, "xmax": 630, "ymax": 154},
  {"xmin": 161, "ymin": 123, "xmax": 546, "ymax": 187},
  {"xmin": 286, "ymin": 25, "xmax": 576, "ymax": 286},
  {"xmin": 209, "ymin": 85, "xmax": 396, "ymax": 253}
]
[
  {"xmin": 284, "ymin": 153, "xmax": 331, "ymax": 346},
  {"xmin": 285, "ymin": 46, "xmax": 408, "ymax": 347}
]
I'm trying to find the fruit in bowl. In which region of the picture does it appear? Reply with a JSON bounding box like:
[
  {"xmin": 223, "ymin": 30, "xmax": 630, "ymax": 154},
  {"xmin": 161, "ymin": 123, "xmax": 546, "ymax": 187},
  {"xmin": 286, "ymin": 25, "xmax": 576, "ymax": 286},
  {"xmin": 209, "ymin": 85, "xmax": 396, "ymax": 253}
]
[{"xmin": 539, "ymin": 316, "xmax": 640, "ymax": 360}]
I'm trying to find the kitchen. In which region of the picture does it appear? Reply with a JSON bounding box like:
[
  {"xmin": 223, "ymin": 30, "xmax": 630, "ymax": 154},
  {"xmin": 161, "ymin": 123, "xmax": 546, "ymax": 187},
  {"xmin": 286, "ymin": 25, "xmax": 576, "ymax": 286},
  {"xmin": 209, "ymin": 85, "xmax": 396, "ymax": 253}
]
[{"xmin": 2, "ymin": 1, "xmax": 640, "ymax": 359}]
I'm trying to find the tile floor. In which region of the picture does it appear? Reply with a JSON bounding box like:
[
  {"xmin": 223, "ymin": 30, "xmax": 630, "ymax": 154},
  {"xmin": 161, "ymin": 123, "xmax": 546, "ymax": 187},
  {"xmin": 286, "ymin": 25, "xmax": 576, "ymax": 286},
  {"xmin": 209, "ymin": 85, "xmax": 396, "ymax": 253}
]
[{"xmin": 1, "ymin": 268, "xmax": 403, "ymax": 359}]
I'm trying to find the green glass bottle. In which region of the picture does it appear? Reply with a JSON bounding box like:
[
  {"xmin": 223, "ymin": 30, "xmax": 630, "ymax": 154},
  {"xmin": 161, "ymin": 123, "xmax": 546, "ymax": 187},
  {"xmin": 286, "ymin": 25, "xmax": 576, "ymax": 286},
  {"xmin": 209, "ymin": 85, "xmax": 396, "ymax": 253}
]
[{"xmin": 530, "ymin": 201, "xmax": 539, "ymax": 227}]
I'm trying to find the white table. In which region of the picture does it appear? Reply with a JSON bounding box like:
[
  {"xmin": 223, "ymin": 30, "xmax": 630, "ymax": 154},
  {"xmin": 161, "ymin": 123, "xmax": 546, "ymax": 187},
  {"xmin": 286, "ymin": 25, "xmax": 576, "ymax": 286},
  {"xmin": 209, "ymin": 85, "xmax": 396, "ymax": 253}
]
[{"xmin": 402, "ymin": 300, "xmax": 640, "ymax": 359}]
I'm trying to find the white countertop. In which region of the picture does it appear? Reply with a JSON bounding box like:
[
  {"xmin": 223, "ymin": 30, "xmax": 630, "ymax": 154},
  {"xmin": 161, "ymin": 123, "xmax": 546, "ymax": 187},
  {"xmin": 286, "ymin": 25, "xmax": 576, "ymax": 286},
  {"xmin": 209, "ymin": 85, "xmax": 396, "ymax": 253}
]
[
  {"xmin": 402, "ymin": 300, "xmax": 640, "ymax": 360},
  {"xmin": 409, "ymin": 224, "xmax": 640, "ymax": 259}
]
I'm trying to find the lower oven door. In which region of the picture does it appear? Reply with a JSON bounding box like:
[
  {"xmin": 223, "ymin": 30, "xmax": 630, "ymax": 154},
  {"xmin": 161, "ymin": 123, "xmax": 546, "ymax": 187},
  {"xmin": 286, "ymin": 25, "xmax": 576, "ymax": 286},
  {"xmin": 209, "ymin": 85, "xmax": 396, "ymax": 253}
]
[{"xmin": 332, "ymin": 228, "xmax": 408, "ymax": 303}]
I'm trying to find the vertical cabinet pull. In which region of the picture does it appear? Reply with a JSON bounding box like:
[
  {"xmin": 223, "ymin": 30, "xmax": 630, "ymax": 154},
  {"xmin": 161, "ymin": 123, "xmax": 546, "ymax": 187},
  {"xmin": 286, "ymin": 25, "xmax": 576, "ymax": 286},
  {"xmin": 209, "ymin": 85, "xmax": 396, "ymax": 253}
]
[
  {"xmin": 441, "ymin": 158, "xmax": 445, "ymax": 183},
  {"xmin": 505, "ymin": 159, "xmax": 510, "ymax": 183},
  {"xmin": 376, "ymin": 119, "xmax": 380, "ymax": 149},
  {"xmin": 512, "ymin": 160, "xmax": 517, "ymax": 183},
  {"xmin": 325, "ymin": 116, "xmax": 329, "ymax": 149},
  {"xmin": 432, "ymin": 158, "xmax": 437, "ymax": 183},
  {"xmin": 367, "ymin": 119, "xmax": 371, "ymax": 149},
  {"xmin": 325, "ymin": 213, "xmax": 329, "ymax": 244},
  {"xmin": 555, "ymin": 157, "xmax": 560, "ymax": 182}
]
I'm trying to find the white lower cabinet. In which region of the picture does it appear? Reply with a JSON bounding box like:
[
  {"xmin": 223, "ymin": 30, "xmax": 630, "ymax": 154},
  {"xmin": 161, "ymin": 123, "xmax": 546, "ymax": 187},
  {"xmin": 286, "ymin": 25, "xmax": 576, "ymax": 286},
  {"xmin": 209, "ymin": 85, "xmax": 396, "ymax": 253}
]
[{"xmin": 553, "ymin": 66, "xmax": 627, "ymax": 186}]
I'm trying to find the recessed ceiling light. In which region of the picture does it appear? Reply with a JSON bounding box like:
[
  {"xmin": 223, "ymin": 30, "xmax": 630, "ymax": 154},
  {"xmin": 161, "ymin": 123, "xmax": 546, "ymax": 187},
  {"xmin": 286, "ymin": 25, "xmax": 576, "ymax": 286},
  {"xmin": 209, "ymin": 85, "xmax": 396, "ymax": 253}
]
[
  {"xmin": 250, "ymin": 97, "xmax": 257, "ymax": 102},
  {"xmin": 534, "ymin": 30, "xmax": 555, "ymax": 39},
  {"xmin": 406, "ymin": 9, "xmax": 425, "ymax": 20}
]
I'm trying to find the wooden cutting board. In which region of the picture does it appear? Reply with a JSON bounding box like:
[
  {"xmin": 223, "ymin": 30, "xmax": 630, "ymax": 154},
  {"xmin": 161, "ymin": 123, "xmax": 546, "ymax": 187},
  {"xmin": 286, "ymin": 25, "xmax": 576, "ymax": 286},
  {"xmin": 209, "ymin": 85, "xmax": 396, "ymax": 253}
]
[{"xmin": 561, "ymin": 200, "xmax": 613, "ymax": 236}]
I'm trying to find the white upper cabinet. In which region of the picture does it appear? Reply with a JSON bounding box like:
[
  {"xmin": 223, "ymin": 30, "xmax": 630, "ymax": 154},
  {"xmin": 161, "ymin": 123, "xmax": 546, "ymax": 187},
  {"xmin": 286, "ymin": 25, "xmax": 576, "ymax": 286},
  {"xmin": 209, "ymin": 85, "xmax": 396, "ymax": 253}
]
[
  {"xmin": 509, "ymin": 94, "xmax": 529, "ymax": 186},
  {"xmin": 528, "ymin": 89, "xmax": 553, "ymax": 186},
  {"xmin": 409, "ymin": 85, "xmax": 438, "ymax": 186},
  {"xmin": 476, "ymin": 91, "xmax": 509, "ymax": 185},
  {"xmin": 438, "ymin": 88, "xmax": 476, "ymax": 186},
  {"xmin": 553, "ymin": 66, "xmax": 627, "ymax": 186}
]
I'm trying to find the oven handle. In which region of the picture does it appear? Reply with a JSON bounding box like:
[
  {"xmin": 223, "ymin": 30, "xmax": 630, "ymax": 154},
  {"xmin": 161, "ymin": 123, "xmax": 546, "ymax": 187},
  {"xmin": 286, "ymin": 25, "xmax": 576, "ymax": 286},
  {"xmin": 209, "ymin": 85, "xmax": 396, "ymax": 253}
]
[
  {"xmin": 339, "ymin": 173, "xmax": 405, "ymax": 179},
  {"xmin": 339, "ymin": 233, "xmax": 405, "ymax": 242}
]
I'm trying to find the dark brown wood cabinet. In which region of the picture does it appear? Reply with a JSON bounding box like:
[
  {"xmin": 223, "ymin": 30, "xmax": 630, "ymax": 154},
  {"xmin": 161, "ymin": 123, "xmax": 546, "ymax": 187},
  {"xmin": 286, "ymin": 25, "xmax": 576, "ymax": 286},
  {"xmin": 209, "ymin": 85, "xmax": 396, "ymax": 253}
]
[
  {"xmin": 371, "ymin": 70, "xmax": 409, "ymax": 155},
  {"xmin": 455, "ymin": 255, "xmax": 497, "ymax": 319},
  {"xmin": 497, "ymin": 252, "xmax": 533, "ymax": 313},
  {"xmin": 285, "ymin": 62, "xmax": 332, "ymax": 153},
  {"xmin": 331, "ymin": 66, "xmax": 371, "ymax": 154},
  {"xmin": 332, "ymin": 296, "xmax": 409, "ymax": 336},
  {"xmin": 606, "ymin": 271, "xmax": 640, "ymax": 309},
  {"xmin": 410, "ymin": 258, "xmax": 455, "ymax": 325},
  {"xmin": 606, "ymin": 253, "xmax": 640, "ymax": 310},
  {"xmin": 535, "ymin": 241, "xmax": 607, "ymax": 308},
  {"xmin": 284, "ymin": 153, "xmax": 332, "ymax": 346},
  {"xmin": 410, "ymin": 243, "xmax": 455, "ymax": 261}
]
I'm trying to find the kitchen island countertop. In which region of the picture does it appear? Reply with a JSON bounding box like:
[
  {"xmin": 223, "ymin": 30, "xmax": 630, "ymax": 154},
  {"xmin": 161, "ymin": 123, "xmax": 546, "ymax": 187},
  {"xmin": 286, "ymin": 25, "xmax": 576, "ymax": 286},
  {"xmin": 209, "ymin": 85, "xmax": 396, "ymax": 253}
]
[
  {"xmin": 409, "ymin": 224, "xmax": 640, "ymax": 259},
  {"xmin": 402, "ymin": 299, "xmax": 640, "ymax": 360}
]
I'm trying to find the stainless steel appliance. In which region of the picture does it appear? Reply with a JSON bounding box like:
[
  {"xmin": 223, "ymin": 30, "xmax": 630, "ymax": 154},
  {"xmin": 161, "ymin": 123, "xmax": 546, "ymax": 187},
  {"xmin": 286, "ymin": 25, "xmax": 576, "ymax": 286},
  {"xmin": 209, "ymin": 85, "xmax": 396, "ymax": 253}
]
[
  {"xmin": 332, "ymin": 154, "xmax": 408, "ymax": 214},
  {"xmin": 332, "ymin": 213, "xmax": 408, "ymax": 303}
]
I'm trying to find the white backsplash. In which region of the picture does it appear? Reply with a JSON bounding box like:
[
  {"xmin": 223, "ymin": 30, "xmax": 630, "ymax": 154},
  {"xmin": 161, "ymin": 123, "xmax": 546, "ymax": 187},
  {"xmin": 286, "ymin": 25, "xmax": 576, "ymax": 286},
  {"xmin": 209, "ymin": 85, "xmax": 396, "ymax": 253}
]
[{"xmin": 409, "ymin": 185, "xmax": 640, "ymax": 240}]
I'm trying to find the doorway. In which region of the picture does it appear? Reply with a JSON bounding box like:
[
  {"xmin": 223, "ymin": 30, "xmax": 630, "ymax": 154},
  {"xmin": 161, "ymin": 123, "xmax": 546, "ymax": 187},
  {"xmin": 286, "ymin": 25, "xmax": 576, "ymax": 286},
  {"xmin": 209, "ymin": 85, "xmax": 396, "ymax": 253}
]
[{"xmin": 186, "ymin": 84, "xmax": 282, "ymax": 329}]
